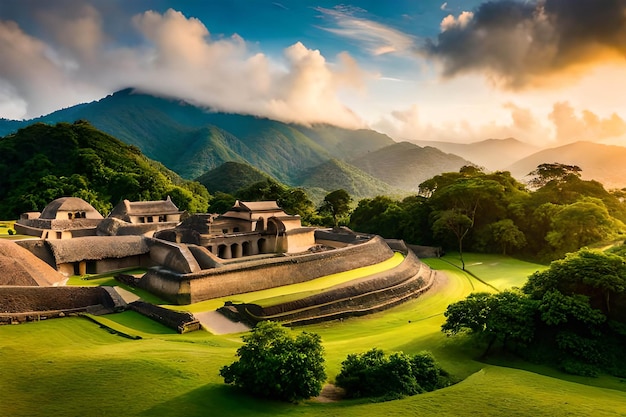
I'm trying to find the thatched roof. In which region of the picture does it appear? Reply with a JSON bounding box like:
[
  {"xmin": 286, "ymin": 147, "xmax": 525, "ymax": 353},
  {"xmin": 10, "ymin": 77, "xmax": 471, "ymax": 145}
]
[
  {"xmin": 109, "ymin": 196, "xmax": 180, "ymax": 221},
  {"xmin": 40, "ymin": 197, "xmax": 103, "ymax": 220},
  {"xmin": 0, "ymin": 240, "xmax": 65, "ymax": 286},
  {"xmin": 46, "ymin": 236, "xmax": 150, "ymax": 264}
]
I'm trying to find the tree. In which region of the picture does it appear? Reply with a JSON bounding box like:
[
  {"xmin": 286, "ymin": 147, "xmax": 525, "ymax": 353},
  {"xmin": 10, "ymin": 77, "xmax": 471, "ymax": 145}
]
[
  {"xmin": 527, "ymin": 163, "xmax": 582, "ymax": 188},
  {"xmin": 488, "ymin": 219, "xmax": 526, "ymax": 255},
  {"xmin": 219, "ymin": 321, "xmax": 326, "ymax": 402},
  {"xmin": 544, "ymin": 198, "xmax": 620, "ymax": 256},
  {"xmin": 318, "ymin": 189, "xmax": 352, "ymax": 228},
  {"xmin": 432, "ymin": 209, "xmax": 473, "ymax": 270},
  {"xmin": 335, "ymin": 348, "xmax": 450, "ymax": 399},
  {"xmin": 442, "ymin": 291, "xmax": 537, "ymax": 356},
  {"xmin": 524, "ymin": 249, "xmax": 626, "ymax": 317}
]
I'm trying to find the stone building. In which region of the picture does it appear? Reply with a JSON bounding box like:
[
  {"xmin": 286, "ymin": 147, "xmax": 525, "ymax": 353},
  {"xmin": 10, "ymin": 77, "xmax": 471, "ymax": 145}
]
[
  {"xmin": 14, "ymin": 197, "xmax": 104, "ymax": 239},
  {"xmin": 108, "ymin": 196, "xmax": 182, "ymax": 225},
  {"xmin": 155, "ymin": 200, "xmax": 316, "ymax": 259},
  {"xmin": 97, "ymin": 197, "xmax": 184, "ymax": 237}
]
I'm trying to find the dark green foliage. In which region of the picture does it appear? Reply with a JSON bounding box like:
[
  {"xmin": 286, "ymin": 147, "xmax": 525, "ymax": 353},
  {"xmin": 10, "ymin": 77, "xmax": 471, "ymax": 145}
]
[
  {"xmin": 207, "ymin": 192, "xmax": 237, "ymax": 215},
  {"xmin": 318, "ymin": 189, "xmax": 352, "ymax": 228},
  {"xmin": 0, "ymin": 121, "xmax": 209, "ymax": 218},
  {"xmin": 349, "ymin": 194, "xmax": 433, "ymax": 245},
  {"xmin": 195, "ymin": 161, "xmax": 273, "ymax": 195},
  {"xmin": 219, "ymin": 321, "xmax": 326, "ymax": 402},
  {"xmin": 235, "ymin": 179, "xmax": 316, "ymax": 223},
  {"xmin": 349, "ymin": 196, "xmax": 405, "ymax": 238},
  {"xmin": 524, "ymin": 249, "xmax": 626, "ymax": 317},
  {"xmin": 443, "ymin": 248, "xmax": 626, "ymax": 377},
  {"xmin": 442, "ymin": 290, "xmax": 537, "ymax": 355},
  {"xmin": 527, "ymin": 162, "xmax": 582, "ymax": 188},
  {"xmin": 335, "ymin": 348, "xmax": 450, "ymax": 400}
]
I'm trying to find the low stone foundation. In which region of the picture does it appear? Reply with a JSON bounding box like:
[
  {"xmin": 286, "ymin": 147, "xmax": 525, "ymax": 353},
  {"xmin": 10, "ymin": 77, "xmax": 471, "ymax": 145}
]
[{"xmin": 0, "ymin": 286, "xmax": 121, "ymax": 324}]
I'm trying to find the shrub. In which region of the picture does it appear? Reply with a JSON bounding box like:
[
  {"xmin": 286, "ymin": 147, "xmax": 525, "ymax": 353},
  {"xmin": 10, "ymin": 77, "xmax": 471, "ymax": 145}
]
[
  {"xmin": 220, "ymin": 321, "xmax": 326, "ymax": 402},
  {"xmin": 335, "ymin": 348, "xmax": 450, "ymax": 400}
]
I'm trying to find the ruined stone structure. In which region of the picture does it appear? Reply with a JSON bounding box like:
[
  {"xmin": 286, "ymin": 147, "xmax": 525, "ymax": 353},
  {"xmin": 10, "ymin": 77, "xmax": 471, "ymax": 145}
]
[
  {"xmin": 6, "ymin": 197, "xmax": 435, "ymax": 325},
  {"xmin": 97, "ymin": 196, "xmax": 184, "ymax": 237},
  {"xmin": 154, "ymin": 200, "xmax": 316, "ymax": 259},
  {"xmin": 15, "ymin": 197, "xmax": 103, "ymax": 239}
]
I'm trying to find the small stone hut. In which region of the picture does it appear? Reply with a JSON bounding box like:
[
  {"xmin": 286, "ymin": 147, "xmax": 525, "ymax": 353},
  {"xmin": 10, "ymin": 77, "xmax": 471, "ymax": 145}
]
[{"xmin": 14, "ymin": 197, "xmax": 104, "ymax": 239}]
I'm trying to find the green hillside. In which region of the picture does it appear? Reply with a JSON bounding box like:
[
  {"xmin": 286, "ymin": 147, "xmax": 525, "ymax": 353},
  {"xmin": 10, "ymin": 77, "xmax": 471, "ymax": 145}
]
[
  {"xmin": 196, "ymin": 162, "xmax": 275, "ymax": 195},
  {"xmin": 4, "ymin": 89, "xmax": 394, "ymax": 185},
  {"xmin": 1, "ymin": 253, "xmax": 624, "ymax": 416},
  {"xmin": 0, "ymin": 121, "xmax": 209, "ymax": 219},
  {"xmin": 350, "ymin": 142, "xmax": 471, "ymax": 191},
  {"xmin": 296, "ymin": 159, "xmax": 400, "ymax": 199}
]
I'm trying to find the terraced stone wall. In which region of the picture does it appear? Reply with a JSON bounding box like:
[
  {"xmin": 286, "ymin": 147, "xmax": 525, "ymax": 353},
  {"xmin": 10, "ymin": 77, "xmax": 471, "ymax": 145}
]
[{"xmin": 139, "ymin": 235, "xmax": 395, "ymax": 304}]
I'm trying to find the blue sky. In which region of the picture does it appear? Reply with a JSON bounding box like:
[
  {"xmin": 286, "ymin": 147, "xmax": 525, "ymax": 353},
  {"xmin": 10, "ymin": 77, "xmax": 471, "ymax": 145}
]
[{"xmin": 1, "ymin": 0, "xmax": 626, "ymax": 146}]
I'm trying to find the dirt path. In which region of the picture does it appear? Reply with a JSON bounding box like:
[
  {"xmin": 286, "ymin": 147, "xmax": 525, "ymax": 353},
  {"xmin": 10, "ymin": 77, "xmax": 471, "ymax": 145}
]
[
  {"xmin": 312, "ymin": 384, "xmax": 346, "ymax": 403},
  {"xmin": 194, "ymin": 310, "xmax": 250, "ymax": 335}
]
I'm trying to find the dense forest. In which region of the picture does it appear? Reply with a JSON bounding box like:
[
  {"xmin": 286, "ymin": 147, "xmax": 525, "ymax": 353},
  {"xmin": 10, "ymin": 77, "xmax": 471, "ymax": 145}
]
[
  {"xmin": 0, "ymin": 121, "xmax": 210, "ymax": 218},
  {"xmin": 349, "ymin": 164, "xmax": 626, "ymax": 263},
  {"xmin": 3, "ymin": 121, "xmax": 626, "ymax": 267}
]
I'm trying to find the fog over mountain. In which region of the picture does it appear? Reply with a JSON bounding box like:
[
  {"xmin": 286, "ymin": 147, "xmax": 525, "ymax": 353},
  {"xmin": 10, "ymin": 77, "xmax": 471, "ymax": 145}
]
[{"xmin": 2, "ymin": 88, "xmax": 626, "ymax": 192}]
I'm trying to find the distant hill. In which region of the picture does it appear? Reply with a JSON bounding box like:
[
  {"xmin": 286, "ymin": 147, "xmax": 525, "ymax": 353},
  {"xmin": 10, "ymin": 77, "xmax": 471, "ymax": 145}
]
[
  {"xmin": 196, "ymin": 162, "xmax": 275, "ymax": 195},
  {"xmin": 411, "ymin": 138, "xmax": 539, "ymax": 171},
  {"xmin": 350, "ymin": 142, "xmax": 472, "ymax": 191},
  {"xmin": 296, "ymin": 159, "xmax": 400, "ymax": 200},
  {"xmin": 506, "ymin": 141, "xmax": 626, "ymax": 189},
  {"xmin": 1, "ymin": 89, "xmax": 395, "ymax": 183}
]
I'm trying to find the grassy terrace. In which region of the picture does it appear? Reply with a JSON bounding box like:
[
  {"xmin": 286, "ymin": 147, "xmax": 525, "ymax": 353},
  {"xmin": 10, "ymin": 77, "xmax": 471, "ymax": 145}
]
[{"xmin": 1, "ymin": 253, "xmax": 625, "ymax": 416}]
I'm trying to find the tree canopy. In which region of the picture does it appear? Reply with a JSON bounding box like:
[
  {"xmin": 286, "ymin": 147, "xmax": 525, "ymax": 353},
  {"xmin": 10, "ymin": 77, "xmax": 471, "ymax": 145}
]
[
  {"xmin": 318, "ymin": 189, "xmax": 352, "ymax": 227},
  {"xmin": 219, "ymin": 321, "xmax": 326, "ymax": 402},
  {"xmin": 335, "ymin": 348, "xmax": 450, "ymax": 400},
  {"xmin": 443, "ymin": 248, "xmax": 626, "ymax": 377},
  {"xmin": 0, "ymin": 121, "xmax": 210, "ymax": 218}
]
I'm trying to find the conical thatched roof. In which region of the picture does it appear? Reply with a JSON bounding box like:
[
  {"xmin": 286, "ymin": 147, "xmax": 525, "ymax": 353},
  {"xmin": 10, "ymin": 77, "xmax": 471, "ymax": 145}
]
[{"xmin": 0, "ymin": 239, "xmax": 65, "ymax": 286}]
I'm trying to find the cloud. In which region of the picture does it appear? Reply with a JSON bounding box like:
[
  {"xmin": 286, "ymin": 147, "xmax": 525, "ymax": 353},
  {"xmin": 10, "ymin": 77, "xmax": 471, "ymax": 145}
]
[
  {"xmin": 374, "ymin": 99, "xmax": 626, "ymax": 148},
  {"xmin": 440, "ymin": 2, "xmax": 448, "ymax": 11},
  {"xmin": 549, "ymin": 101, "xmax": 626, "ymax": 144},
  {"xmin": 425, "ymin": 0, "xmax": 626, "ymax": 89},
  {"xmin": 0, "ymin": 6, "xmax": 366, "ymax": 128},
  {"xmin": 316, "ymin": 6, "xmax": 416, "ymax": 56},
  {"xmin": 373, "ymin": 101, "xmax": 552, "ymax": 145}
]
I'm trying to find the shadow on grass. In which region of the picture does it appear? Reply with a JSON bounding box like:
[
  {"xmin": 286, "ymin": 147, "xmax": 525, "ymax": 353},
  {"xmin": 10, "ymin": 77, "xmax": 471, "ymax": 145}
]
[{"xmin": 138, "ymin": 383, "xmax": 332, "ymax": 417}]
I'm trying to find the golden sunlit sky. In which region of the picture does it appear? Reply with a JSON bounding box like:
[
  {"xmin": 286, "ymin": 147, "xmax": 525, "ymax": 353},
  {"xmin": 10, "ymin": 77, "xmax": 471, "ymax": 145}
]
[{"xmin": 1, "ymin": 0, "xmax": 626, "ymax": 147}]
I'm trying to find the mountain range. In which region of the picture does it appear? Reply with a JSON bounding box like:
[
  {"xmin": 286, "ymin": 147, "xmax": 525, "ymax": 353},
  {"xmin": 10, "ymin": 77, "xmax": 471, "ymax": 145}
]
[{"xmin": 2, "ymin": 88, "xmax": 626, "ymax": 198}]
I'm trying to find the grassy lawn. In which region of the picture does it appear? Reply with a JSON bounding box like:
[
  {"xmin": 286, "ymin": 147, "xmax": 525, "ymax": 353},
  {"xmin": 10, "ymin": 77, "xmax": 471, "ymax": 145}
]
[{"xmin": 1, "ymin": 253, "xmax": 625, "ymax": 416}]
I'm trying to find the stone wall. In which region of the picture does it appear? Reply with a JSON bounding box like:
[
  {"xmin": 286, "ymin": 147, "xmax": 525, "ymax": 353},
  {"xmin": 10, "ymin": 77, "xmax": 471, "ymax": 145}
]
[
  {"xmin": 0, "ymin": 286, "xmax": 117, "ymax": 324},
  {"xmin": 148, "ymin": 239, "xmax": 201, "ymax": 274},
  {"xmin": 128, "ymin": 301, "xmax": 200, "ymax": 333},
  {"xmin": 140, "ymin": 235, "xmax": 395, "ymax": 304}
]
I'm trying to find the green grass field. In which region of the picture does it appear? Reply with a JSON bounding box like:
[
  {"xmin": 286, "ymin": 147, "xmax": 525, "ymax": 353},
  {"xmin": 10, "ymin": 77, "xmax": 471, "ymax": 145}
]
[{"xmin": 1, "ymin": 253, "xmax": 625, "ymax": 417}]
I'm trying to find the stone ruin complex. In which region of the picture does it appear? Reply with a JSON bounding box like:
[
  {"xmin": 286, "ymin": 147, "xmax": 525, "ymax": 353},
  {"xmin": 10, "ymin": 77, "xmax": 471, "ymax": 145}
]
[{"xmin": 2, "ymin": 196, "xmax": 436, "ymax": 329}]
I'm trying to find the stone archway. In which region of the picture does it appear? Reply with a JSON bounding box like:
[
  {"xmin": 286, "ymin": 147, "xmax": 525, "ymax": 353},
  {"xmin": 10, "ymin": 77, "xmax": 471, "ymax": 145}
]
[
  {"xmin": 231, "ymin": 243, "xmax": 242, "ymax": 258},
  {"xmin": 257, "ymin": 238, "xmax": 267, "ymax": 254},
  {"xmin": 242, "ymin": 241, "xmax": 251, "ymax": 256},
  {"xmin": 218, "ymin": 244, "xmax": 230, "ymax": 259}
]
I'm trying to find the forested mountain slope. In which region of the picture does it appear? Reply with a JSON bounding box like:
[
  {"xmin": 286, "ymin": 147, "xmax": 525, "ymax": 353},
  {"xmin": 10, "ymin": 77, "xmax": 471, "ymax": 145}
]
[
  {"xmin": 0, "ymin": 121, "xmax": 209, "ymax": 219},
  {"xmin": 350, "ymin": 142, "xmax": 471, "ymax": 192}
]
